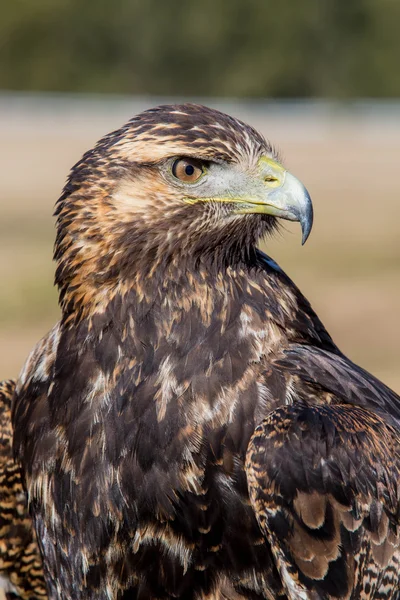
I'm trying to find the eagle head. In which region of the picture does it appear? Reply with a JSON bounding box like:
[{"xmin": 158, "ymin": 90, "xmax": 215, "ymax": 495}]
[{"xmin": 54, "ymin": 104, "xmax": 312, "ymax": 317}]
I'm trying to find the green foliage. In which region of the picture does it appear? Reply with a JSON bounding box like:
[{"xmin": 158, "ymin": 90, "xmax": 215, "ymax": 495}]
[{"xmin": 1, "ymin": 0, "xmax": 399, "ymax": 97}]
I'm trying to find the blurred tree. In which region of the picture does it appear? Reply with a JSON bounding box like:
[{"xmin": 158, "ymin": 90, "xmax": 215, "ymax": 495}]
[{"xmin": 0, "ymin": 0, "xmax": 399, "ymax": 97}]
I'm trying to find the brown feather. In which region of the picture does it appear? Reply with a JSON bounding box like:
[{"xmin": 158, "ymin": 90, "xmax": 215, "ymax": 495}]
[{"xmin": 0, "ymin": 380, "xmax": 46, "ymax": 598}]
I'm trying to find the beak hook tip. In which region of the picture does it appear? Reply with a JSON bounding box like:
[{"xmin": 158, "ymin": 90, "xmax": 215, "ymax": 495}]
[{"xmin": 300, "ymin": 193, "xmax": 313, "ymax": 245}]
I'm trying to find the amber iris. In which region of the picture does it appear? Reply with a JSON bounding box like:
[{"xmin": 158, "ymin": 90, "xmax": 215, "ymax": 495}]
[{"xmin": 172, "ymin": 158, "xmax": 204, "ymax": 183}]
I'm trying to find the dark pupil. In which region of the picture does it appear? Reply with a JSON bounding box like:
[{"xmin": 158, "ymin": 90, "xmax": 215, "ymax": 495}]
[{"xmin": 185, "ymin": 164, "xmax": 195, "ymax": 176}]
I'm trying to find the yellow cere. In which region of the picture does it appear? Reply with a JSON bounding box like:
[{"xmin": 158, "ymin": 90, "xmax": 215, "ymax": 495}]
[{"xmin": 257, "ymin": 156, "xmax": 286, "ymax": 189}]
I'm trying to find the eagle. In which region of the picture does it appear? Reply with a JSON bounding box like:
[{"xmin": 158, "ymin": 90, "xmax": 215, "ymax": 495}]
[{"xmin": 9, "ymin": 103, "xmax": 400, "ymax": 599}]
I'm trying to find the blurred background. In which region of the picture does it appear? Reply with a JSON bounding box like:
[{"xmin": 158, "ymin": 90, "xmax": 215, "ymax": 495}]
[{"xmin": 1, "ymin": 0, "xmax": 399, "ymax": 391}]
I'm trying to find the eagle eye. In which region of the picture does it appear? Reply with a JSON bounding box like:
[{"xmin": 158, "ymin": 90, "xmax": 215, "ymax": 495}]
[{"xmin": 172, "ymin": 158, "xmax": 204, "ymax": 183}]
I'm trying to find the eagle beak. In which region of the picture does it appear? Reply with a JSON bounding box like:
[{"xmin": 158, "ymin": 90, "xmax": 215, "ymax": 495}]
[
  {"xmin": 262, "ymin": 169, "xmax": 313, "ymax": 245},
  {"xmin": 235, "ymin": 158, "xmax": 314, "ymax": 244}
]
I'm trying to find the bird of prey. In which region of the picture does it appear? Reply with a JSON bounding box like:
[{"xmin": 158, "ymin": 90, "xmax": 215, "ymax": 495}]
[
  {"xmin": 11, "ymin": 104, "xmax": 400, "ymax": 599},
  {"xmin": 0, "ymin": 380, "xmax": 46, "ymax": 599}
]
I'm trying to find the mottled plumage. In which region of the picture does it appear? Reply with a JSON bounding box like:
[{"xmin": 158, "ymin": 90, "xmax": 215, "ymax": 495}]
[
  {"xmin": 247, "ymin": 403, "xmax": 400, "ymax": 599},
  {"xmin": 11, "ymin": 104, "xmax": 400, "ymax": 598},
  {"xmin": 0, "ymin": 381, "xmax": 45, "ymax": 599}
]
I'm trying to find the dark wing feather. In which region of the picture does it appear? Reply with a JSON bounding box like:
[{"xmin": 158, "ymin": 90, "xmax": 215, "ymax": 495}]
[
  {"xmin": 246, "ymin": 402, "xmax": 400, "ymax": 599},
  {"xmin": 275, "ymin": 344, "xmax": 400, "ymax": 425},
  {"xmin": 0, "ymin": 380, "xmax": 46, "ymax": 599}
]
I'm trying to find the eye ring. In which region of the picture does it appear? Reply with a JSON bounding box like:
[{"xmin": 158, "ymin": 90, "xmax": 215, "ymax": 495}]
[{"xmin": 172, "ymin": 158, "xmax": 205, "ymax": 183}]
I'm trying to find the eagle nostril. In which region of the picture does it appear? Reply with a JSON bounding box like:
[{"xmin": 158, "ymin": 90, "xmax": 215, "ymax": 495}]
[{"xmin": 264, "ymin": 175, "xmax": 278, "ymax": 183}]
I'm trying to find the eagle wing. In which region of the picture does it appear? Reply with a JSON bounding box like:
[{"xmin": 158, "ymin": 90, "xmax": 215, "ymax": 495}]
[
  {"xmin": 0, "ymin": 380, "xmax": 46, "ymax": 599},
  {"xmin": 246, "ymin": 346, "xmax": 400, "ymax": 600}
]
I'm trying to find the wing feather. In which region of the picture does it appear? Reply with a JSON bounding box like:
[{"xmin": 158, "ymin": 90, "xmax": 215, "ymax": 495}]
[
  {"xmin": 275, "ymin": 344, "xmax": 400, "ymax": 424},
  {"xmin": 0, "ymin": 380, "xmax": 46, "ymax": 599},
  {"xmin": 246, "ymin": 402, "xmax": 400, "ymax": 599}
]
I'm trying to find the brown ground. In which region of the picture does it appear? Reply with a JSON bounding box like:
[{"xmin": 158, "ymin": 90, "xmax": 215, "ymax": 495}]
[{"xmin": 0, "ymin": 98, "xmax": 399, "ymax": 392}]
